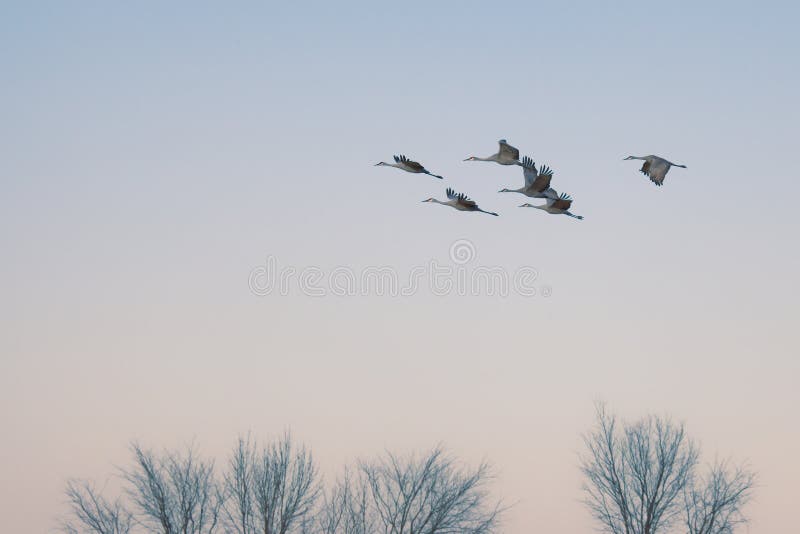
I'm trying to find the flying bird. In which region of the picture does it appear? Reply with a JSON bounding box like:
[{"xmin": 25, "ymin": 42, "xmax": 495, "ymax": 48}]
[
  {"xmin": 624, "ymin": 155, "xmax": 687, "ymax": 186},
  {"xmin": 374, "ymin": 155, "xmax": 444, "ymax": 179},
  {"xmin": 423, "ymin": 188, "xmax": 499, "ymax": 216},
  {"xmin": 499, "ymin": 156, "xmax": 559, "ymax": 199},
  {"xmin": 464, "ymin": 139, "xmax": 523, "ymax": 166},
  {"xmin": 519, "ymin": 193, "xmax": 583, "ymax": 220}
]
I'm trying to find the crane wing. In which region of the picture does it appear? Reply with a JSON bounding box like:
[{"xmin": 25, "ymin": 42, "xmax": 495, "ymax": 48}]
[
  {"xmin": 394, "ymin": 155, "xmax": 425, "ymax": 172},
  {"xmin": 551, "ymin": 192, "xmax": 573, "ymax": 210},
  {"xmin": 446, "ymin": 188, "xmax": 477, "ymax": 208},
  {"xmin": 498, "ymin": 139, "xmax": 520, "ymax": 160},
  {"xmin": 521, "ymin": 156, "xmax": 538, "ymax": 186},
  {"xmin": 530, "ymin": 164, "xmax": 554, "ymax": 192},
  {"xmin": 641, "ymin": 159, "xmax": 669, "ymax": 186},
  {"xmin": 542, "ymin": 187, "xmax": 560, "ymax": 200}
]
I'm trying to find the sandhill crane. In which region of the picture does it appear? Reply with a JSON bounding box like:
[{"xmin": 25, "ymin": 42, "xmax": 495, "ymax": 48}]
[
  {"xmin": 499, "ymin": 156, "xmax": 559, "ymax": 199},
  {"xmin": 624, "ymin": 155, "xmax": 687, "ymax": 186},
  {"xmin": 464, "ymin": 139, "xmax": 523, "ymax": 166},
  {"xmin": 375, "ymin": 155, "xmax": 444, "ymax": 179},
  {"xmin": 423, "ymin": 188, "xmax": 499, "ymax": 216},
  {"xmin": 519, "ymin": 193, "xmax": 583, "ymax": 220}
]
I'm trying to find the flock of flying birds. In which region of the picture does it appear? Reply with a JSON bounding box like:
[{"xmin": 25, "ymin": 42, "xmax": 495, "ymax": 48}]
[{"xmin": 375, "ymin": 139, "xmax": 688, "ymax": 220}]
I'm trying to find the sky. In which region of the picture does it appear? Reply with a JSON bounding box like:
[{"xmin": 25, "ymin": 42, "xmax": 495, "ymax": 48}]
[{"xmin": 1, "ymin": 1, "xmax": 798, "ymax": 532}]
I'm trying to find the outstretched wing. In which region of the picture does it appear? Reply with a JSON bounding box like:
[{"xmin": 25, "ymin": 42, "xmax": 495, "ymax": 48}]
[
  {"xmin": 521, "ymin": 156, "xmax": 538, "ymax": 186},
  {"xmin": 395, "ymin": 154, "xmax": 425, "ymax": 172},
  {"xmin": 641, "ymin": 158, "xmax": 669, "ymax": 186},
  {"xmin": 498, "ymin": 139, "xmax": 520, "ymax": 160},
  {"xmin": 447, "ymin": 188, "xmax": 477, "ymax": 208},
  {"xmin": 542, "ymin": 187, "xmax": 560, "ymax": 200},
  {"xmin": 530, "ymin": 164, "xmax": 554, "ymax": 192},
  {"xmin": 551, "ymin": 192, "xmax": 573, "ymax": 210}
]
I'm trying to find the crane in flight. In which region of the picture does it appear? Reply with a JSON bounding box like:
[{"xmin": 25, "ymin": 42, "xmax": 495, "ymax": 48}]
[
  {"xmin": 375, "ymin": 155, "xmax": 444, "ymax": 180},
  {"xmin": 423, "ymin": 188, "xmax": 499, "ymax": 216},
  {"xmin": 624, "ymin": 155, "xmax": 686, "ymax": 186},
  {"xmin": 499, "ymin": 156, "xmax": 559, "ymax": 199},
  {"xmin": 519, "ymin": 192, "xmax": 583, "ymax": 220},
  {"xmin": 464, "ymin": 139, "xmax": 523, "ymax": 166}
]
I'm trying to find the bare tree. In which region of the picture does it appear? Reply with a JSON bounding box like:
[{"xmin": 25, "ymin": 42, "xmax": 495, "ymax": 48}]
[
  {"xmin": 221, "ymin": 435, "xmax": 256, "ymax": 534},
  {"xmin": 318, "ymin": 469, "xmax": 374, "ymax": 534},
  {"xmin": 580, "ymin": 403, "xmax": 699, "ymax": 534},
  {"xmin": 62, "ymin": 480, "xmax": 133, "ymax": 534},
  {"xmin": 359, "ymin": 447, "xmax": 502, "ymax": 534},
  {"xmin": 123, "ymin": 442, "xmax": 221, "ymax": 534},
  {"xmin": 684, "ymin": 460, "xmax": 756, "ymax": 534},
  {"xmin": 220, "ymin": 432, "xmax": 320, "ymax": 534},
  {"xmin": 62, "ymin": 439, "xmax": 500, "ymax": 534}
]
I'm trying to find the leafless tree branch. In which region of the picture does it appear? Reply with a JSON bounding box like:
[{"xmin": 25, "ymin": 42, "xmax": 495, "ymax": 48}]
[
  {"xmin": 318, "ymin": 468, "xmax": 374, "ymax": 534},
  {"xmin": 62, "ymin": 479, "xmax": 133, "ymax": 534},
  {"xmin": 220, "ymin": 432, "xmax": 320, "ymax": 534},
  {"xmin": 684, "ymin": 459, "xmax": 756, "ymax": 534},
  {"xmin": 358, "ymin": 446, "xmax": 502, "ymax": 534},
  {"xmin": 122, "ymin": 442, "xmax": 221, "ymax": 534}
]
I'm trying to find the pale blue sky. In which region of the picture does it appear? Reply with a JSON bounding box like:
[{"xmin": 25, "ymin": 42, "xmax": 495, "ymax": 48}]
[{"xmin": 1, "ymin": 2, "xmax": 798, "ymax": 533}]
